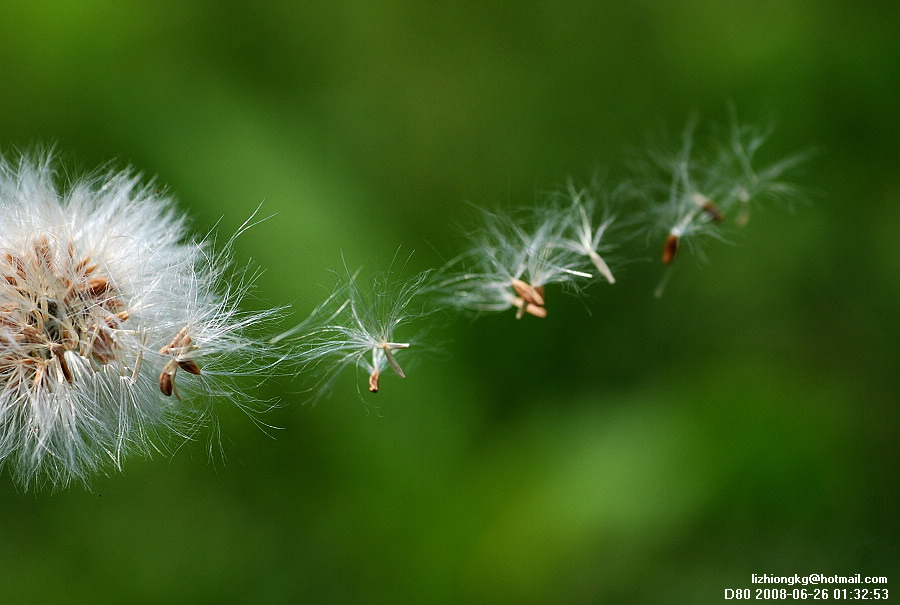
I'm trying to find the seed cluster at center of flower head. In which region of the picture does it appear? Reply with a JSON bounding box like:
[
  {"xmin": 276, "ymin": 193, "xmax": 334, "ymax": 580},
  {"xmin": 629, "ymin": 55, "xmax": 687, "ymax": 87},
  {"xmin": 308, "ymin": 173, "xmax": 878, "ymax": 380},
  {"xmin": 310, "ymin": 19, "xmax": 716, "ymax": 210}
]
[{"xmin": 0, "ymin": 234, "xmax": 129, "ymax": 390}]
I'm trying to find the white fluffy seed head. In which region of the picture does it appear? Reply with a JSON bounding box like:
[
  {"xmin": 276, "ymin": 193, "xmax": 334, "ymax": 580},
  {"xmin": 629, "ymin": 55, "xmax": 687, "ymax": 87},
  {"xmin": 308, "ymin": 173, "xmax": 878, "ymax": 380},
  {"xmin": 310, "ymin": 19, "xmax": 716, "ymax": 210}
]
[{"xmin": 0, "ymin": 152, "xmax": 278, "ymax": 490}]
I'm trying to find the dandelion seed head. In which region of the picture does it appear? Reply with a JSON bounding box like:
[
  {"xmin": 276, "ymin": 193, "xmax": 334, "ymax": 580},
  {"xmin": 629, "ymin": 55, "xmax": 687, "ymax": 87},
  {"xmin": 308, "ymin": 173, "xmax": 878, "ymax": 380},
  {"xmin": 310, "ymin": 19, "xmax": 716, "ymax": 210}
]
[{"xmin": 0, "ymin": 152, "xmax": 275, "ymax": 490}]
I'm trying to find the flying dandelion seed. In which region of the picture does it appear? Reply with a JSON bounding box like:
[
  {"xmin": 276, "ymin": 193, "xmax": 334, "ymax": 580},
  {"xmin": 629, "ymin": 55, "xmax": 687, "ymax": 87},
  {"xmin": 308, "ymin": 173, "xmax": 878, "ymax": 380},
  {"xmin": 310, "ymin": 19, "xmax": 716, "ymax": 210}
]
[
  {"xmin": 273, "ymin": 256, "xmax": 430, "ymax": 398},
  {"xmin": 630, "ymin": 114, "xmax": 808, "ymax": 298},
  {"xmin": 544, "ymin": 177, "xmax": 630, "ymax": 285},
  {"xmin": 435, "ymin": 202, "xmax": 606, "ymax": 320},
  {"xmin": 0, "ymin": 152, "xmax": 279, "ymax": 490},
  {"xmin": 643, "ymin": 115, "xmax": 806, "ymax": 269}
]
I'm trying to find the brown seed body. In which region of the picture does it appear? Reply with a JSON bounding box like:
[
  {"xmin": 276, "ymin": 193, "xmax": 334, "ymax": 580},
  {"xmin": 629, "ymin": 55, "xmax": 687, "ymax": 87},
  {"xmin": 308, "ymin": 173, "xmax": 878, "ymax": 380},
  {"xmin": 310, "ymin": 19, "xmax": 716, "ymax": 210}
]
[
  {"xmin": 701, "ymin": 200, "xmax": 723, "ymax": 224},
  {"xmin": 178, "ymin": 359, "xmax": 202, "ymax": 375},
  {"xmin": 511, "ymin": 278, "xmax": 547, "ymax": 319},
  {"xmin": 662, "ymin": 233, "xmax": 680, "ymax": 265},
  {"xmin": 158, "ymin": 326, "xmax": 202, "ymax": 396},
  {"xmin": 511, "ymin": 297, "xmax": 548, "ymax": 318},
  {"xmin": 512, "ymin": 278, "xmax": 545, "ymax": 307},
  {"xmin": 159, "ymin": 363, "xmax": 176, "ymax": 397}
]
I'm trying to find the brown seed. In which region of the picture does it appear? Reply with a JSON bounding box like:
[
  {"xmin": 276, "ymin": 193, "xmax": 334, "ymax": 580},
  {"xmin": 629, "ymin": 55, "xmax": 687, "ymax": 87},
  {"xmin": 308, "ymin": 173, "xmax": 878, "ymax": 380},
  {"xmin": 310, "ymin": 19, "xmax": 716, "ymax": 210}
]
[
  {"xmin": 87, "ymin": 277, "xmax": 111, "ymax": 297},
  {"xmin": 62, "ymin": 326, "xmax": 78, "ymax": 350},
  {"xmin": 34, "ymin": 236, "xmax": 52, "ymax": 268},
  {"xmin": 526, "ymin": 302, "xmax": 547, "ymax": 318},
  {"xmin": 511, "ymin": 297, "xmax": 548, "ymax": 319},
  {"xmin": 75, "ymin": 256, "xmax": 97, "ymax": 275},
  {"xmin": 159, "ymin": 372, "xmax": 174, "ymax": 396},
  {"xmin": 177, "ymin": 359, "xmax": 202, "ymax": 375},
  {"xmin": 368, "ymin": 369, "xmax": 380, "ymax": 393},
  {"xmin": 104, "ymin": 310, "xmax": 130, "ymax": 327},
  {"xmin": 158, "ymin": 361, "xmax": 177, "ymax": 396},
  {"xmin": 0, "ymin": 303, "xmax": 17, "ymax": 327},
  {"xmin": 160, "ymin": 326, "xmax": 192, "ymax": 355},
  {"xmin": 701, "ymin": 200, "xmax": 723, "ymax": 224},
  {"xmin": 89, "ymin": 326, "xmax": 119, "ymax": 364},
  {"xmin": 662, "ymin": 233, "xmax": 679, "ymax": 265},
  {"xmin": 32, "ymin": 363, "xmax": 46, "ymax": 388},
  {"xmin": 21, "ymin": 326, "xmax": 42, "ymax": 343},
  {"xmin": 5, "ymin": 253, "xmax": 26, "ymax": 279},
  {"xmin": 158, "ymin": 327, "xmax": 199, "ymax": 394},
  {"xmin": 511, "ymin": 278, "xmax": 545, "ymax": 307},
  {"xmin": 51, "ymin": 345, "xmax": 73, "ymax": 383}
]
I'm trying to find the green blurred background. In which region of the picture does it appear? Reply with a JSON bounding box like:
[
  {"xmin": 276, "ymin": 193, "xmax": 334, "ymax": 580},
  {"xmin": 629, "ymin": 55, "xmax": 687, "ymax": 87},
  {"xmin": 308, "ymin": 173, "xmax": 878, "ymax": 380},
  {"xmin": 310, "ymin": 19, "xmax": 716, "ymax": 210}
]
[{"xmin": 1, "ymin": 1, "xmax": 897, "ymax": 603}]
